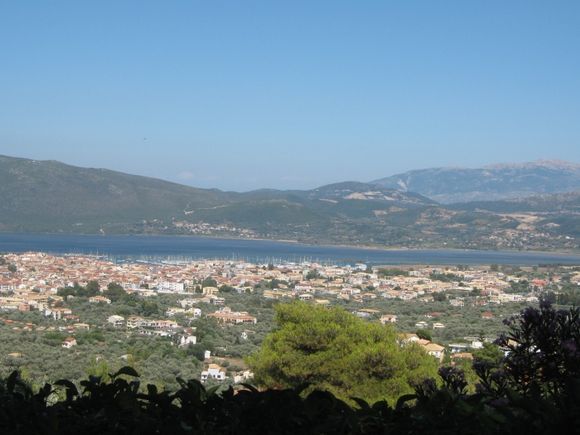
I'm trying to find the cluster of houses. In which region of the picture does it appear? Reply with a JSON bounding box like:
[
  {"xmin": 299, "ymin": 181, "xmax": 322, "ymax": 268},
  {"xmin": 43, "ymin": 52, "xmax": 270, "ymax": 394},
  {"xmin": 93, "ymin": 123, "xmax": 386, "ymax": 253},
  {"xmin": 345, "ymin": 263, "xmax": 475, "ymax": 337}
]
[
  {"xmin": 106, "ymin": 314, "xmax": 197, "ymax": 344},
  {"xmin": 0, "ymin": 253, "xmax": 568, "ymax": 312},
  {"xmin": 2, "ymin": 252, "xmax": 577, "ymax": 382}
]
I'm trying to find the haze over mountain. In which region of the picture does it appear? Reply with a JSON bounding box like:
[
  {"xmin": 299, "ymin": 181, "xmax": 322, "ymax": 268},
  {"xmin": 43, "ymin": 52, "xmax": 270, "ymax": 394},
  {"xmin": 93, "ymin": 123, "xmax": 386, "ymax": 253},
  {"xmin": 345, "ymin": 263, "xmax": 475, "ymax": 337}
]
[
  {"xmin": 372, "ymin": 160, "xmax": 580, "ymax": 204},
  {"xmin": 0, "ymin": 155, "xmax": 578, "ymax": 251}
]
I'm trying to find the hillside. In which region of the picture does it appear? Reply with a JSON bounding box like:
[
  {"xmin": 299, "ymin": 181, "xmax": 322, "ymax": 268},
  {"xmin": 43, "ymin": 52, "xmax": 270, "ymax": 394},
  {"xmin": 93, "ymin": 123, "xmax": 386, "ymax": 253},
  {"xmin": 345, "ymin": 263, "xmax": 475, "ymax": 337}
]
[
  {"xmin": 450, "ymin": 192, "xmax": 580, "ymax": 240},
  {"xmin": 372, "ymin": 160, "xmax": 580, "ymax": 204},
  {"xmin": 451, "ymin": 191, "xmax": 580, "ymax": 214},
  {"xmin": 0, "ymin": 155, "xmax": 434, "ymax": 242},
  {"xmin": 0, "ymin": 155, "xmax": 237, "ymax": 232},
  {"xmin": 0, "ymin": 155, "xmax": 578, "ymax": 250}
]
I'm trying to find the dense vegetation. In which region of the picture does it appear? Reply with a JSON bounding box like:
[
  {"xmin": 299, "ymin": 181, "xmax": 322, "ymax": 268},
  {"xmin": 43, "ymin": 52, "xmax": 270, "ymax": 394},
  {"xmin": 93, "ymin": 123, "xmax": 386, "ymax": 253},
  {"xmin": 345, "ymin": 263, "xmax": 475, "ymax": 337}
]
[
  {"xmin": 0, "ymin": 300, "xmax": 578, "ymax": 434},
  {"xmin": 246, "ymin": 302, "xmax": 438, "ymax": 404},
  {"xmin": 0, "ymin": 290, "xmax": 274, "ymax": 391}
]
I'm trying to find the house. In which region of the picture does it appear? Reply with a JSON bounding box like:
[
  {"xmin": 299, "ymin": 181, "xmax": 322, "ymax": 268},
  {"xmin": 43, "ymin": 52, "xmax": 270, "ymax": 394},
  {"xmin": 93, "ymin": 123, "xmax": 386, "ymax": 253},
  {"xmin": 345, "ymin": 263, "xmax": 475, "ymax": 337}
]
[
  {"xmin": 209, "ymin": 296, "xmax": 225, "ymax": 306},
  {"xmin": 186, "ymin": 307, "xmax": 202, "ymax": 318},
  {"xmin": 179, "ymin": 298, "xmax": 198, "ymax": 308},
  {"xmin": 399, "ymin": 333, "xmax": 446, "ymax": 362},
  {"xmin": 470, "ymin": 340, "xmax": 484, "ymax": 350},
  {"xmin": 89, "ymin": 296, "xmax": 111, "ymax": 304},
  {"xmin": 451, "ymin": 352, "xmax": 473, "ymax": 361},
  {"xmin": 423, "ymin": 342, "xmax": 445, "ymax": 362},
  {"xmin": 207, "ymin": 307, "xmax": 257, "ymax": 325},
  {"xmin": 44, "ymin": 307, "xmax": 72, "ymax": 320},
  {"xmin": 200, "ymin": 364, "xmax": 226, "ymax": 383},
  {"xmin": 166, "ymin": 307, "xmax": 185, "ymax": 317},
  {"xmin": 62, "ymin": 337, "xmax": 77, "ymax": 349},
  {"xmin": 449, "ymin": 343, "xmax": 469, "ymax": 354},
  {"xmin": 179, "ymin": 334, "xmax": 197, "ymax": 347},
  {"xmin": 380, "ymin": 314, "xmax": 398, "ymax": 324},
  {"xmin": 202, "ymin": 286, "xmax": 219, "ymax": 296},
  {"xmin": 233, "ymin": 370, "xmax": 254, "ymax": 384},
  {"xmin": 107, "ymin": 315, "xmax": 125, "ymax": 328},
  {"xmin": 399, "ymin": 333, "xmax": 420, "ymax": 344},
  {"xmin": 449, "ymin": 299, "xmax": 465, "ymax": 307},
  {"xmin": 159, "ymin": 281, "xmax": 185, "ymax": 293},
  {"xmin": 432, "ymin": 322, "xmax": 445, "ymax": 329},
  {"xmin": 127, "ymin": 316, "xmax": 144, "ymax": 329}
]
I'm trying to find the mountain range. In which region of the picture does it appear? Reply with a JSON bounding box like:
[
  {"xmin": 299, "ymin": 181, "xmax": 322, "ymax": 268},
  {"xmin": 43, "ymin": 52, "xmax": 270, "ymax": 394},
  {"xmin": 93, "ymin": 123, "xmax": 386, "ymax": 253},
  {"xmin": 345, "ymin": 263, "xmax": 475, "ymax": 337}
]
[
  {"xmin": 372, "ymin": 160, "xmax": 580, "ymax": 203},
  {"xmin": 0, "ymin": 155, "xmax": 578, "ymax": 251}
]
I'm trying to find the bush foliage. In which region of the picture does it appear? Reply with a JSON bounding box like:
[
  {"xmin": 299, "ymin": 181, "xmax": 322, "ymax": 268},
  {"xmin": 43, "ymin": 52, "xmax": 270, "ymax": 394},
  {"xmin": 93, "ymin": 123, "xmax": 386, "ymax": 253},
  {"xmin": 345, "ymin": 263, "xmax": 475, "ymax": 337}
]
[
  {"xmin": 246, "ymin": 302, "xmax": 438, "ymax": 404},
  {"xmin": 0, "ymin": 301, "xmax": 579, "ymax": 434}
]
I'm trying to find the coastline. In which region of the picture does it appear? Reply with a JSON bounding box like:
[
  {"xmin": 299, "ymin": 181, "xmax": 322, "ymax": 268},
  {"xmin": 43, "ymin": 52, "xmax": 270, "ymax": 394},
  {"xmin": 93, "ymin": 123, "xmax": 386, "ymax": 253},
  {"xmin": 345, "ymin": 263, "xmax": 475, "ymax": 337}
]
[
  {"xmin": 0, "ymin": 230, "xmax": 578, "ymax": 257},
  {"xmin": 1, "ymin": 232, "xmax": 580, "ymax": 266}
]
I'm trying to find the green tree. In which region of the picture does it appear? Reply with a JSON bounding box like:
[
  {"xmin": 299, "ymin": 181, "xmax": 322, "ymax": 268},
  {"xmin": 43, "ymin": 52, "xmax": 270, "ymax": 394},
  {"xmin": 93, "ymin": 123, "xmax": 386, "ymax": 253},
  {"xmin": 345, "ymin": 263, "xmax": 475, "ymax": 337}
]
[
  {"xmin": 201, "ymin": 277, "xmax": 218, "ymax": 288},
  {"xmin": 433, "ymin": 292, "xmax": 446, "ymax": 302},
  {"xmin": 305, "ymin": 269, "xmax": 321, "ymax": 280},
  {"xmin": 140, "ymin": 300, "xmax": 159, "ymax": 317},
  {"xmin": 219, "ymin": 284, "xmax": 234, "ymax": 293},
  {"xmin": 247, "ymin": 302, "xmax": 438, "ymax": 404},
  {"xmin": 470, "ymin": 287, "xmax": 481, "ymax": 297},
  {"xmin": 416, "ymin": 329, "xmax": 432, "ymax": 341},
  {"xmin": 472, "ymin": 342, "xmax": 503, "ymax": 367},
  {"xmin": 104, "ymin": 282, "xmax": 127, "ymax": 302}
]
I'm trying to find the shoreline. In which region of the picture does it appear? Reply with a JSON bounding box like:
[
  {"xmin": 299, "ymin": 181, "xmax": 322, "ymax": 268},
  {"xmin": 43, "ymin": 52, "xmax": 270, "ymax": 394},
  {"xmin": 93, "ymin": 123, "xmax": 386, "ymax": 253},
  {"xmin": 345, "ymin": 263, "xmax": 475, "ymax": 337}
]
[{"xmin": 0, "ymin": 230, "xmax": 579, "ymax": 257}]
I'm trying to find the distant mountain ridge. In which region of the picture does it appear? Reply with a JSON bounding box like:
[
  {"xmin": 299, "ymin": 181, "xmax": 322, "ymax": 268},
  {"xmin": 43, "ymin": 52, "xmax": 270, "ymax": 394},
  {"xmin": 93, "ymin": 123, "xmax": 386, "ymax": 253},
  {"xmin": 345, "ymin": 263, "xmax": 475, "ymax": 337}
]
[
  {"xmin": 0, "ymin": 155, "xmax": 578, "ymax": 251},
  {"xmin": 0, "ymin": 154, "xmax": 236, "ymax": 231},
  {"xmin": 0, "ymin": 154, "xmax": 433, "ymax": 231},
  {"xmin": 372, "ymin": 160, "xmax": 580, "ymax": 204}
]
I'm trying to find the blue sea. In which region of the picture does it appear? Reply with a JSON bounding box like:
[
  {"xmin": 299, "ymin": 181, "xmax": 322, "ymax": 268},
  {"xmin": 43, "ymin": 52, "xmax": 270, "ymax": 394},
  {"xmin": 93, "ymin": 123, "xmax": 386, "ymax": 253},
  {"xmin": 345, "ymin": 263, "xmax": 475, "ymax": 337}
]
[{"xmin": 1, "ymin": 233, "xmax": 579, "ymax": 266}]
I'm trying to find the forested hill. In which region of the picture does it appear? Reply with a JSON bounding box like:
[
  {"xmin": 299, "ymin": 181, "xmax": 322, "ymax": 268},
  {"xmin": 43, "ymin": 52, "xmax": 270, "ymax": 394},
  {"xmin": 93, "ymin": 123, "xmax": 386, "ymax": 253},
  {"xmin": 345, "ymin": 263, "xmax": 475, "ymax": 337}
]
[
  {"xmin": 0, "ymin": 155, "xmax": 432, "ymax": 234},
  {"xmin": 0, "ymin": 155, "xmax": 237, "ymax": 231},
  {"xmin": 372, "ymin": 160, "xmax": 580, "ymax": 204},
  {"xmin": 0, "ymin": 155, "xmax": 578, "ymax": 251}
]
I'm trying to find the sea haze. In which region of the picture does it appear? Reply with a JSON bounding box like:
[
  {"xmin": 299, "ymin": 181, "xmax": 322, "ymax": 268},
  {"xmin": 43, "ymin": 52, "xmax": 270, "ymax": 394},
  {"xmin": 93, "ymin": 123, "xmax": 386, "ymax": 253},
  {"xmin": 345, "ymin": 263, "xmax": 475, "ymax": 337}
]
[{"xmin": 1, "ymin": 233, "xmax": 579, "ymax": 266}]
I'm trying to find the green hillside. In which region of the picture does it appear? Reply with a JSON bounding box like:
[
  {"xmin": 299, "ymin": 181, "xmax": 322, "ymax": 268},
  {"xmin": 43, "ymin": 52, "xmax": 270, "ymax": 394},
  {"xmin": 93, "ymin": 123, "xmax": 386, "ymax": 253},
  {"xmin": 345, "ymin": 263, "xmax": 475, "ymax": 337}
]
[
  {"xmin": 0, "ymin": 155, "xmax": 236, "ymax": 232},
  {"xmin": 0, "ymin": 155, "xmax": 578, "ymax": 251}
]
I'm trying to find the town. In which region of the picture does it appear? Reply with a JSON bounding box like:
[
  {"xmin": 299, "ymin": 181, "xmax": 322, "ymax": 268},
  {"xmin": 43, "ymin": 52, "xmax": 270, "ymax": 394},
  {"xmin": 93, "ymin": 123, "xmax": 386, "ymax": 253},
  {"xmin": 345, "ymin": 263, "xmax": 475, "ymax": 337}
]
[{"xmin": 0, "ymin": 252, "xmax": 577, "ymax": 388}]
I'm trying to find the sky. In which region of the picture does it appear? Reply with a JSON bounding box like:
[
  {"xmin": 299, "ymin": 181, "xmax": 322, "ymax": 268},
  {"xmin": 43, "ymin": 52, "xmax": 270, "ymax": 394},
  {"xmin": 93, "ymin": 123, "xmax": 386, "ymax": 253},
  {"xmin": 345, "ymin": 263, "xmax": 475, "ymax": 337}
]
[{"xmin": 1, "ymin": 1, "xmax": 579, "ymax": 191}]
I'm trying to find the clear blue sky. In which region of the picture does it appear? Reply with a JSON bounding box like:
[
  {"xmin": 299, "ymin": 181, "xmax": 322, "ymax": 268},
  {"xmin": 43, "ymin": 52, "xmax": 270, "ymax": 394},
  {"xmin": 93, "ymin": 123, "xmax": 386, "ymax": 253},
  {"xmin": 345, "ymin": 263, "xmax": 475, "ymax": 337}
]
[{"xmin": 1, "ymin": 1, "xmax": 579, "ymax": 191}]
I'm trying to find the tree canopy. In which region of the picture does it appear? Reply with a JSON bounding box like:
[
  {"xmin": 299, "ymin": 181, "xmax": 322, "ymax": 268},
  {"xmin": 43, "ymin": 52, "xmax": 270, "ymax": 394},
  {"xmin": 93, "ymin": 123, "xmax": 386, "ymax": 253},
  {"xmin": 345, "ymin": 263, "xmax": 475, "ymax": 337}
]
[{"xmin": 247, "ymin": 302, "xmax": 438, "ymax": 404}]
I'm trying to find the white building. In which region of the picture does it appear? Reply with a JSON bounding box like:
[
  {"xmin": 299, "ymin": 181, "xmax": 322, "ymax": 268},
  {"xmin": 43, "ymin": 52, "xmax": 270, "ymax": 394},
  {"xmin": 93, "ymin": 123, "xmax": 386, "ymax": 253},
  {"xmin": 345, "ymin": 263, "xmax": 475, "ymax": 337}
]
[
  {"xmin": 200, "ymin": 364, "xmax": 226, "ymax": 383},
  {"xmin": 107, "ymin": 315, "xmax": 125, "ymax": 328},
  {"xmin": 179, "ymin": 334, "xmax": 197, "ymax": 347},
  {"xmin": 159, "ymin": 282, "xmax": 185, "ymax": 293},
  {"xmin": 62, "ymin": 337, "xmax": 77, "ymax": 349}
]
